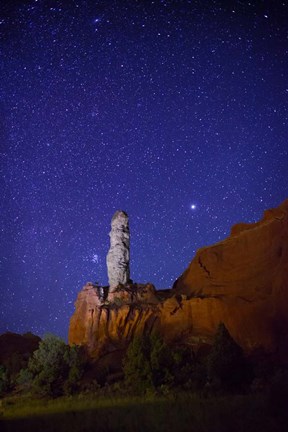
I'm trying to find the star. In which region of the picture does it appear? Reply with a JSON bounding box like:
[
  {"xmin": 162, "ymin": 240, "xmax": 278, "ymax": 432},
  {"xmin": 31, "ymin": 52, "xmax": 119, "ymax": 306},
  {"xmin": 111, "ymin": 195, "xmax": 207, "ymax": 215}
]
[
  {"xmin": 92, "ymin": 254, "xmax": 99, "ymax": 264},
  {"xmin": 0, "ymin": 0, "xmax": 286, "ymax": 340}
]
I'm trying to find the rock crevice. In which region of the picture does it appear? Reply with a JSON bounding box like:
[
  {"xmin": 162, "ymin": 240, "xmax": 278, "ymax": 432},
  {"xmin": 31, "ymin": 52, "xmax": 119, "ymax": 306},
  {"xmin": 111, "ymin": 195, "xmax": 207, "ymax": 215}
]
[{"xmin": 198, "ymin": 256, "xmax": 211, "ymax": 277}]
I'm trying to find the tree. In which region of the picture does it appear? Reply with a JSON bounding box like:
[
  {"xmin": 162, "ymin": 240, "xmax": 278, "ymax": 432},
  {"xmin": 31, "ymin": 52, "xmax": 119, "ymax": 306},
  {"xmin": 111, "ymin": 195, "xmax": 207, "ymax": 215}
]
[
  {"xmin": 28, "ymin": 334, "xmax": 68, "ymax": 396},
  {"xmin": 123, "ymin": 333, "xmax": 176, "ymax": 392},
  {"xmin": 149, "ymin": 333, "xmax": 174, "ymax": 387},
  {"xmin": 17, "ymin": 367, "xmax": 34, "ymax": 389},
  {"xmin": 63, "ymin": 344, "xmax": 85, "ymax": 394},
  {"xmin": 170, "ymin": 345, "xmax": 205, "ymax": 390},
  {"xmin": 123, "ymin": 335, "xmax": 153, "ymax": 392},
  {"xmin": 20, "ymin": 334, "xmax": 85, "ymax": 397},
  {"xmin": 207, "ymin": 323, "xmax": 247, "ymax": 391}
]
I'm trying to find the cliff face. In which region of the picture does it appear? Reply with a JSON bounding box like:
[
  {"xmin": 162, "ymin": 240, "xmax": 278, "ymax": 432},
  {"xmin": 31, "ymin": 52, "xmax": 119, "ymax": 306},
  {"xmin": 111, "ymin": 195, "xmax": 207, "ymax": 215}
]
[
  {"xmin": 171, "ymin": 199, "xmax": 288, "ymax": 355},
  {"xmin": 69, "ymin": 282, "xmax": 160, "ymax": 358},
  {"xmin": 69, "ymin": 199, "xmax": 288, "ymax": 360}
]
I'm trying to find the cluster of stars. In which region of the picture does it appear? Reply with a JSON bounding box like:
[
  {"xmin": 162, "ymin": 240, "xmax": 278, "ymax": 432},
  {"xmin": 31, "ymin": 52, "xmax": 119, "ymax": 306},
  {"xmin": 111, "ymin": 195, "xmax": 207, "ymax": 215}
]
[{"xmin": 0, "ymin": 0, "xmax": 287, "ymax": 339}]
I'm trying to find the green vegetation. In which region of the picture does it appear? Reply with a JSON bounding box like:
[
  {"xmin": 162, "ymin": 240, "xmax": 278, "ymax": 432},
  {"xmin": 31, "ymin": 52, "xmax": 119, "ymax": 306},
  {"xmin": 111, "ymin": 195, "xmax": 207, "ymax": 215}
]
[
  {"xmin": 16, "ymin": 334, "xmax": 85, "ymax": 397},
  {"xmin": 123, "ymin": 334, "xmax": 154, "ymax": 391},
  {"xmin": 123, "ymin": 332, "xmax": 179, "ymax": 391},
  {"xmin": 1, "ymin": 326, "xmax": 287, "ymax": 431},
  {"xmin": 123, "ymin": 333, "xmax": 198, "ymax": 393}
]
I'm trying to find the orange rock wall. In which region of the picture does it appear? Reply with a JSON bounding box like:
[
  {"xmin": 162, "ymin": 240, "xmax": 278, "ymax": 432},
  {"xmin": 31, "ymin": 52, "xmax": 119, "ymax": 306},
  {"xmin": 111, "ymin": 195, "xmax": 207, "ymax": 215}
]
[{"xmin": 69, "ymin": 200, "xmax": 288, "ymax": 360}]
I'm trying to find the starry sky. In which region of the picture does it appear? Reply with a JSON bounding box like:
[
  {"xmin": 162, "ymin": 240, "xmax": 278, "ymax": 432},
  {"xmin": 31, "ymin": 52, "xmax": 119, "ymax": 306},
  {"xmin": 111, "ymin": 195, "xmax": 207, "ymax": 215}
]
[{"xmin": 1, "ymin": 0, "xmax": 287, "ymax": 340}]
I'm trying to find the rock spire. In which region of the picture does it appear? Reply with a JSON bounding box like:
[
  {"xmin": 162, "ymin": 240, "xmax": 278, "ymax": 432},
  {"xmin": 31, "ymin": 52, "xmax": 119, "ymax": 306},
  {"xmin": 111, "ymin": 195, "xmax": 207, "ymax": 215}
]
[
  {"xmin": 69, "ymin": 199, "xmax": 288, "ymax": 362},
  {"xmin": 106, "ymin": 210, "xmax": 130, "ymax": 288}
]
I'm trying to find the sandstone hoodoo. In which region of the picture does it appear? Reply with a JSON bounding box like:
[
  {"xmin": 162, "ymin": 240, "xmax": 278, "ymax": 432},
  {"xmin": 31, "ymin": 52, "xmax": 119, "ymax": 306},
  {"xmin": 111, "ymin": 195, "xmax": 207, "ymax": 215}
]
[
  {"xmin": 106, "ymin": 210, "xmax": 130, "ymax": 288},
  {"xmin": 69, "ymin": 199, "xmax": 288, "ymax": 362}
]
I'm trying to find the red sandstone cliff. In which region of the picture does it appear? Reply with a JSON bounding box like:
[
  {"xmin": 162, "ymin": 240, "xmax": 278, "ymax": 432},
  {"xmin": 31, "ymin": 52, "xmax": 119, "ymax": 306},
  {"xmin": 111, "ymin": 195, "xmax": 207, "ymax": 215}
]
[{"xmin": 69, "ymin": 199, "xmax": 288, "ymax": 360}]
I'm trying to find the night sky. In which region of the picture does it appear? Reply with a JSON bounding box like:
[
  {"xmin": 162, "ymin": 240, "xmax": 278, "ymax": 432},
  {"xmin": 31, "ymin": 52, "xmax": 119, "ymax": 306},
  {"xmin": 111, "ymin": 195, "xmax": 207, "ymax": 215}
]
[{"xmin": 1, "ymin": 0, "xmax": 287, "ymax": 340}]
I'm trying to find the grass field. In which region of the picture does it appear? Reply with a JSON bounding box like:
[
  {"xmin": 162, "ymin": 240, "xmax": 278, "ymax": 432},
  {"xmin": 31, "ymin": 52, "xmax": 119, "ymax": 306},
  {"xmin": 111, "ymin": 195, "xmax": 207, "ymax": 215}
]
[{"xmin": 0, "ymin": 392, "xmax": 287, "ymax": 432}]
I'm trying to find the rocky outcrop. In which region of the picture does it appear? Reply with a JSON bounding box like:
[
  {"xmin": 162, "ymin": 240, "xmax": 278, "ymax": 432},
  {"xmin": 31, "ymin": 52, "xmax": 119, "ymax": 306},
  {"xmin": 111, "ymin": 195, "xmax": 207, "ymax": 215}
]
[
  {"xmin": 0, "ymin": 332, "xmax": 41, "ymax": 373},
  {"xmin": 106, "ymin": 211, "xmax": 130, "ymax": 288},
  {"xmin": 69, "ymin": 282, "xmax": 160, "ymax": 357},
  {"xmin": 69, "ymin": 199, "xmax": 288, "ymax": 361}
]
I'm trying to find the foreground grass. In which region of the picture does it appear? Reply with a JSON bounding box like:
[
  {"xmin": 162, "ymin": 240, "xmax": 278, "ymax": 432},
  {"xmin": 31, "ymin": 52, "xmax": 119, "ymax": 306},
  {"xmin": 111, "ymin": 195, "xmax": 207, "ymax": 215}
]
[{"xmin": 0, "ymin": 392, "xmax": 287, "ymax": 432}]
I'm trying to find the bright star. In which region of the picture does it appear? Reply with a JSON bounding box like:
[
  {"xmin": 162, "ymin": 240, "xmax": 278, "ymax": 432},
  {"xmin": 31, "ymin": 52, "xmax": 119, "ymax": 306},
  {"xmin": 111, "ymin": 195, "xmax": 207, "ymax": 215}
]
[
  {"xmin": 92, "ymin": 254, "xmax": 99, "ymax": 263},
  {"xmin": 190, "ymin": 204, "xmax": 196, "ymax": 210}
]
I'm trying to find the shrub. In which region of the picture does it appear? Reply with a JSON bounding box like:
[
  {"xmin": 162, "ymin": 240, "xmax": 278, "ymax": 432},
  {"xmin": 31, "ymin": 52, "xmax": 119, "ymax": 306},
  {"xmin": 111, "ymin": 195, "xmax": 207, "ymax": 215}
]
[{"xmin": 21, "ymin": 334, "xmax": 85, "ymax": 397}]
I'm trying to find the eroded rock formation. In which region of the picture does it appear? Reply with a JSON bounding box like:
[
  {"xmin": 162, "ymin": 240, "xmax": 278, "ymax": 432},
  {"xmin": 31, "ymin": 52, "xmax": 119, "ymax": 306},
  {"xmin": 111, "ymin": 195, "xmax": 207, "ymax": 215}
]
[
  {"xmin": 69, "ymin": 199, "xmax": 288, "ymax": 361},
  {"xmin": 69, "ymin": 281, "xmax": 160, "ymax": 357},
  {"xmin": 106, "ymin": 211, "xmax": 130, "ymax": 288}
]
